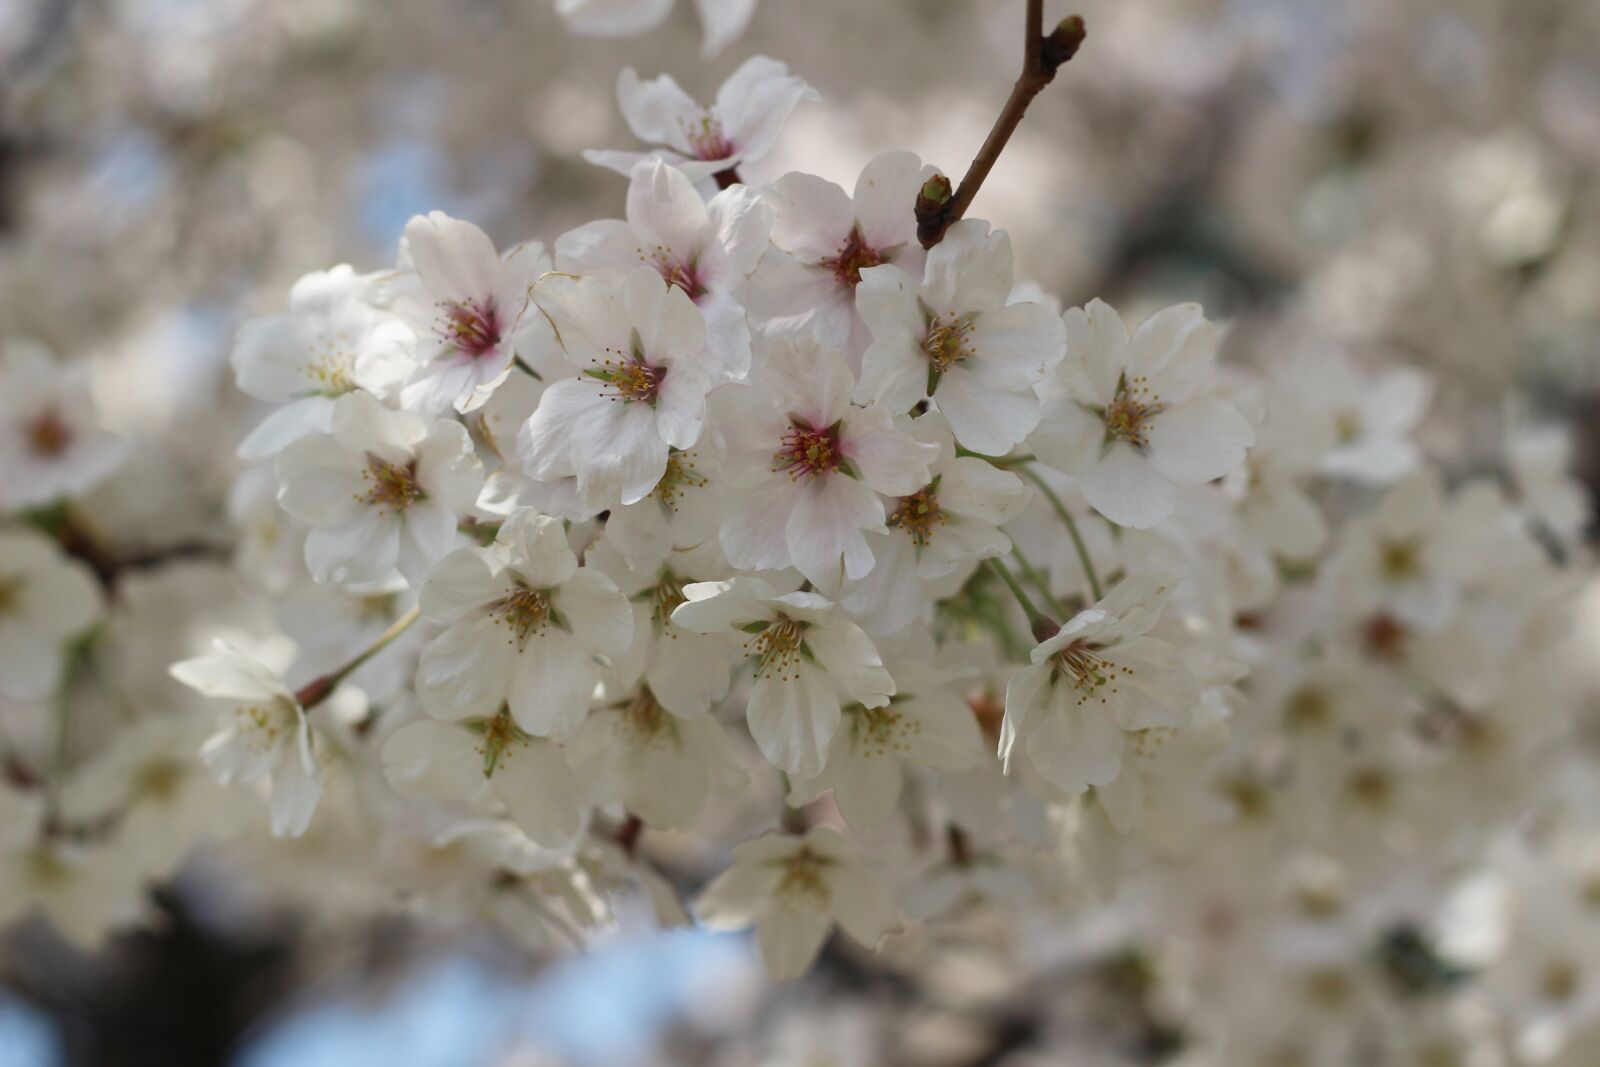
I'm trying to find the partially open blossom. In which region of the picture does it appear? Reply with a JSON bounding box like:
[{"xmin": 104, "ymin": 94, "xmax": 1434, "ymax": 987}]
[{"xmin": 170, "ymin": 642, "xmax": 322, "ymax": 838}]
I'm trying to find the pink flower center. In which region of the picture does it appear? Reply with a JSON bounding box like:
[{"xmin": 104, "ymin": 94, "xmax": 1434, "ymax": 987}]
[
  {"xmin": 685, "ymin": 115, "xmax": 735, "ymax": 162},
  {"xmin": 773, "ymin": 420, "xmax": 844, "ymax": 480},
  {"xmin": 655, "ymin": 255, "xmax": 707, "ymax": 301},
  {"xmin": 826, "ymin": 225, "xmax": 885, "ymax": 289},
  {"xmin": 438, "ymin": 298, "xmax": 502, "ymax": 359},
  {"xmin": 25, "ymin": 408, "xmax": 72, "ymax": 457},
  {"xmin": 361, "ymin": 454, "xmax": 425, "ymax": 513}
]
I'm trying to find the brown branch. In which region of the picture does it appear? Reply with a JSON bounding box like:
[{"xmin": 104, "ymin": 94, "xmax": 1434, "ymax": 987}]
[{"xmin": 916, "ymin": 5, "xmax": 1086, "ymax": 248}]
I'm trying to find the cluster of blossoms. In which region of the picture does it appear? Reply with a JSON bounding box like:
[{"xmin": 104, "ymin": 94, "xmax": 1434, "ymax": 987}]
[{"xmin": 3, "ymin": 13, "xmax": 1600, "ymax": 1064}]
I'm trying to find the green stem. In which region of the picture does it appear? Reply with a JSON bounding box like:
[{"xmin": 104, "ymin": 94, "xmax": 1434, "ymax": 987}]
[
  {"xmin": 1016, "ymin": 463, "xmax": 1103, "ymax": 601},
  {"xmin": 986, "ymin": 557, "xmax": 1043, "ymax": 625},
  {"xmin": 294, "ymin": 606, "xmax": 421, "ymax": 709},
  {"xmin": 1009, "ymin": 543, "xmax": 1068, "ymax": 619}
]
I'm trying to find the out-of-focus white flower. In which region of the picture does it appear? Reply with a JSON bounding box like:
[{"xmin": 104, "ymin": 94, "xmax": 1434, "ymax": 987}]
[
  {"xmin": 1030, "ymin": 299, "xmax": 1254, "ymax": 529},
  {"xmin": 569, "ymin": 688, "xmax": 748, "ymax": 830},
  {"xmin": 585, "ymin": 57, "xmax": 816, "ymax": 183},
  {"xmin": 555, "ymin": 0, "xmax": 759, "ymax": 57},
  {"xmin": 382, "ymin": 707, "xmax": 585, "ymax": 847},
  {"xmin": 748, "ymin": 152, "xmax": 937, "ymax": 362},
  {"xmin": 0, "ymin": 528, "xmax": 103, "ymax": 701},
  {"xmin": 231, "ymin": 266, "xmax": 416, "ymax": 459},
  {"xmin": 518, "ymin": 268, "xmax": 711, "ymax": 510},
  {"xmin": 1277, "ymin": 348, "xmax": 1432, "ymax": 487},
  {"xmin": 391, "ymin": 212, "xmax": 552, "ymax": 415},
  {"xmin": 715, "ymin": 337, "xmax": 937, "ymax": 588},
  {"xmin": 672, "ymin": 576, "xmax": 893, "ymax": 777},
  {"xmin": 275, "ymin": 390, "xmax": 484, "ymax": 586},
  {"xmin": 788, "ymin": 660, "xmax": 984, "ymax": 827},
  {"xmin": 855, "ymin": 219, "xmax": 1065, "ymax": 453},
  {"xmin": 171, "ymin": 641, "xmax": 322, "ymax": 838},
  {"xmin": 558, "ymin": 159, "xmax": 770, "ymax": 384},
  {"xmin": 695, "ymin": 826, "xmax": 896, "ymax": 979},
  {"xmin": 0, "ymin": 340, "xmax": 128, "ymax": 511},
  {"xmin": 1509, "ymin": 426, "xmax": 1591, "ymax": 548},
  {"xmin": 1000, "ymin": 573, "xmax": 1199, "ymax": 794},
  {"xmin": 414, "ymin": 510, "xmax": 632, "ymax": 737}
]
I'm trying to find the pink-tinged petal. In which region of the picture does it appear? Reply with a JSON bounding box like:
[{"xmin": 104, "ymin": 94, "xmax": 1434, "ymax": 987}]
[
  {"xmin": 716, "ymin": 57, "xmax": 814, "ymax": 157},
  {"xmin": 720, "ymin": 477, "xmax": 803, "ymax": 572},
  {"xmin": 1126, "ymin": 303, "xmax": 1216, "ymax": 405},
  {"xmin": 613, "ymin": 67, "xmax": 701, "ymax": 152},
  {"xmin": 1024, "ymin": 697, "xmax": 1124, "ymax": 793},
  {"xmin": 568, "ymin": 398, "xmax": 671, "ymax": 508},
  {"xmin": 1144, "ymin": 396, "xmax": 1254, "ymax": 485},
  {"xmin": 696, "ymin": 290, "xmax": 754, "ymax": 383},
  {"xmin": 1078, "ymin": 443, "xmax": 1176, "ymax": 529},
  {"xmin": 842, "ymin": 406, "xmax": 938, "ymax": 496},
  {"xmin": 706, "ymin": 183, "xmax": 771, "ymax": 281},
  {"xmin": 921, "ymin": 219, "xmax": 1013, "ymax": 313},
  {"xmin": 756, "ymin": 337, "xmax": 854, "ymax": 428},
  {"xmin": 851, "ymin": 151, "xmax": 933, "ymax": 252},
  {"xmin": 416, "ymin": 615, "xmax": 516, "ymax": 722},
  {"xmin": 785, "ymin": 475, "xmax": 882, "ymax": 587},
  {"xmin": 748, "ymin": 664, "xmax": 840, "ymax": 777},
  {"xmin": 627, "ymin": 160, "xmax": 710, "ymax": 263},
  {"xmin": 518, "ymin": 377, "xmax": 591, "ymax": 481},
  {"xmin": 766, "ymin": 172, "xmax": 854, "ymax": 261},
  {"xmin": 404, "ymin": 212, "xmax": 500, "ymax": 305},
  {"xmin": 934, "ymin": 366, "xmax": 1040, "ymax": 456},
  {"xmin": 509, "ymin": 627, "xmax": 597, "ymax": 737}
]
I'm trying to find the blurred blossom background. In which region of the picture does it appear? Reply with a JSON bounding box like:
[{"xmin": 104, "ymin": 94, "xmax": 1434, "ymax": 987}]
[{"xmin": 2, "ymin": 0, "xmax": 1600, "ymax": 1063}]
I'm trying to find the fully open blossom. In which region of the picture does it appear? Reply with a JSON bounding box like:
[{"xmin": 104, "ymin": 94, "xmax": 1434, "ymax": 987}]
[
  {"xmin": 0, "ymin": 528, "xmax": 103, "ymax": 701},
  {"xmin": 557, "ymin": 158, "xmax": 770, "ymax": 383},
  {"xmin": 716, "ymin": 338, "xmax": 937, "ymax": 588},
  {"xmin": 391, "ymin": 212, "xmax": 551, "ymax": 415},
  {"xmin": 840, "ymin": 412, "xmax": 1030, "ymax": 634},
  {"xmin": 170, "ymin": 642, "xmax": 322, "ymax": 838},
  {"xmin": 855, "ymin": 219, "xmax": 1064, "ymax": 452},
  {"xmin": 1276, "ymin": 348, "xmax": 1431, "ymax": 486},
  {"xmin": 695, "ymin": 826, "xmax": 897, "ymax": 979},
  {"xmin": 382, "ymin": 708, "xmax": 585, "ymax": 847},
  {"xmin": 1030, "ymin": 299, "xmax": 1255, "ymax": 529},
  {"xmin": 0, "ymin": 340, "xmax": 128, "ymax": 511},
  {"xmin": 275, "ymin": 390, "xmax": 484, "ymax": 586},
  {"xmin": 1000, "ymin": 573, "xmax": 1200, "ymax": 794},
  {"xmin": 231, "ymin": 266, "xmax": 416, "ymax": 459},
  {"xmin": 414, "ymin": 510, "xmax": 632, "ymax": 737},
  {"xmin": 584, "ymin": 57, "xmax": 816, "ymax": 183},
  {"xmin": 747, "ymin": 152, "xmax": 937, "ymax": 362},
  {"xmin": 672, "ymin": 577, "xmax": 893, "ymax": 776},
  {"xmin": 518, "ymin": 267, "xmax": 711, "ymax": 510}
]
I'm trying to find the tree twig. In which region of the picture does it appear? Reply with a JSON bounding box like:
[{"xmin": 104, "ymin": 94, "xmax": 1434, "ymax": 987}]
[{"xmin": 916, "ymin": 5, "xmax": 1086, "ymax": 248}]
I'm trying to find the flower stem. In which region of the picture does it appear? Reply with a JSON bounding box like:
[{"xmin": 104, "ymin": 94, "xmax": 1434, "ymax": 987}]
[
  {"xmin": 986, "ymin": 557, "xmax": 1046, "ymax": 628},
  {"xmin": 1016, "ymin": 463, "xmax": 1103, "ymax": 601},
  {"xmin": 1009, "ymin": 543, "xmax": 1068, "ymax": 619},
  {"xmin": 294, "ymin": 605, "xmax": 421, "ymax": 709},
  {"xmin": 916, "ymin": 4, "xmax": 1087, "ymax": 247}
]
